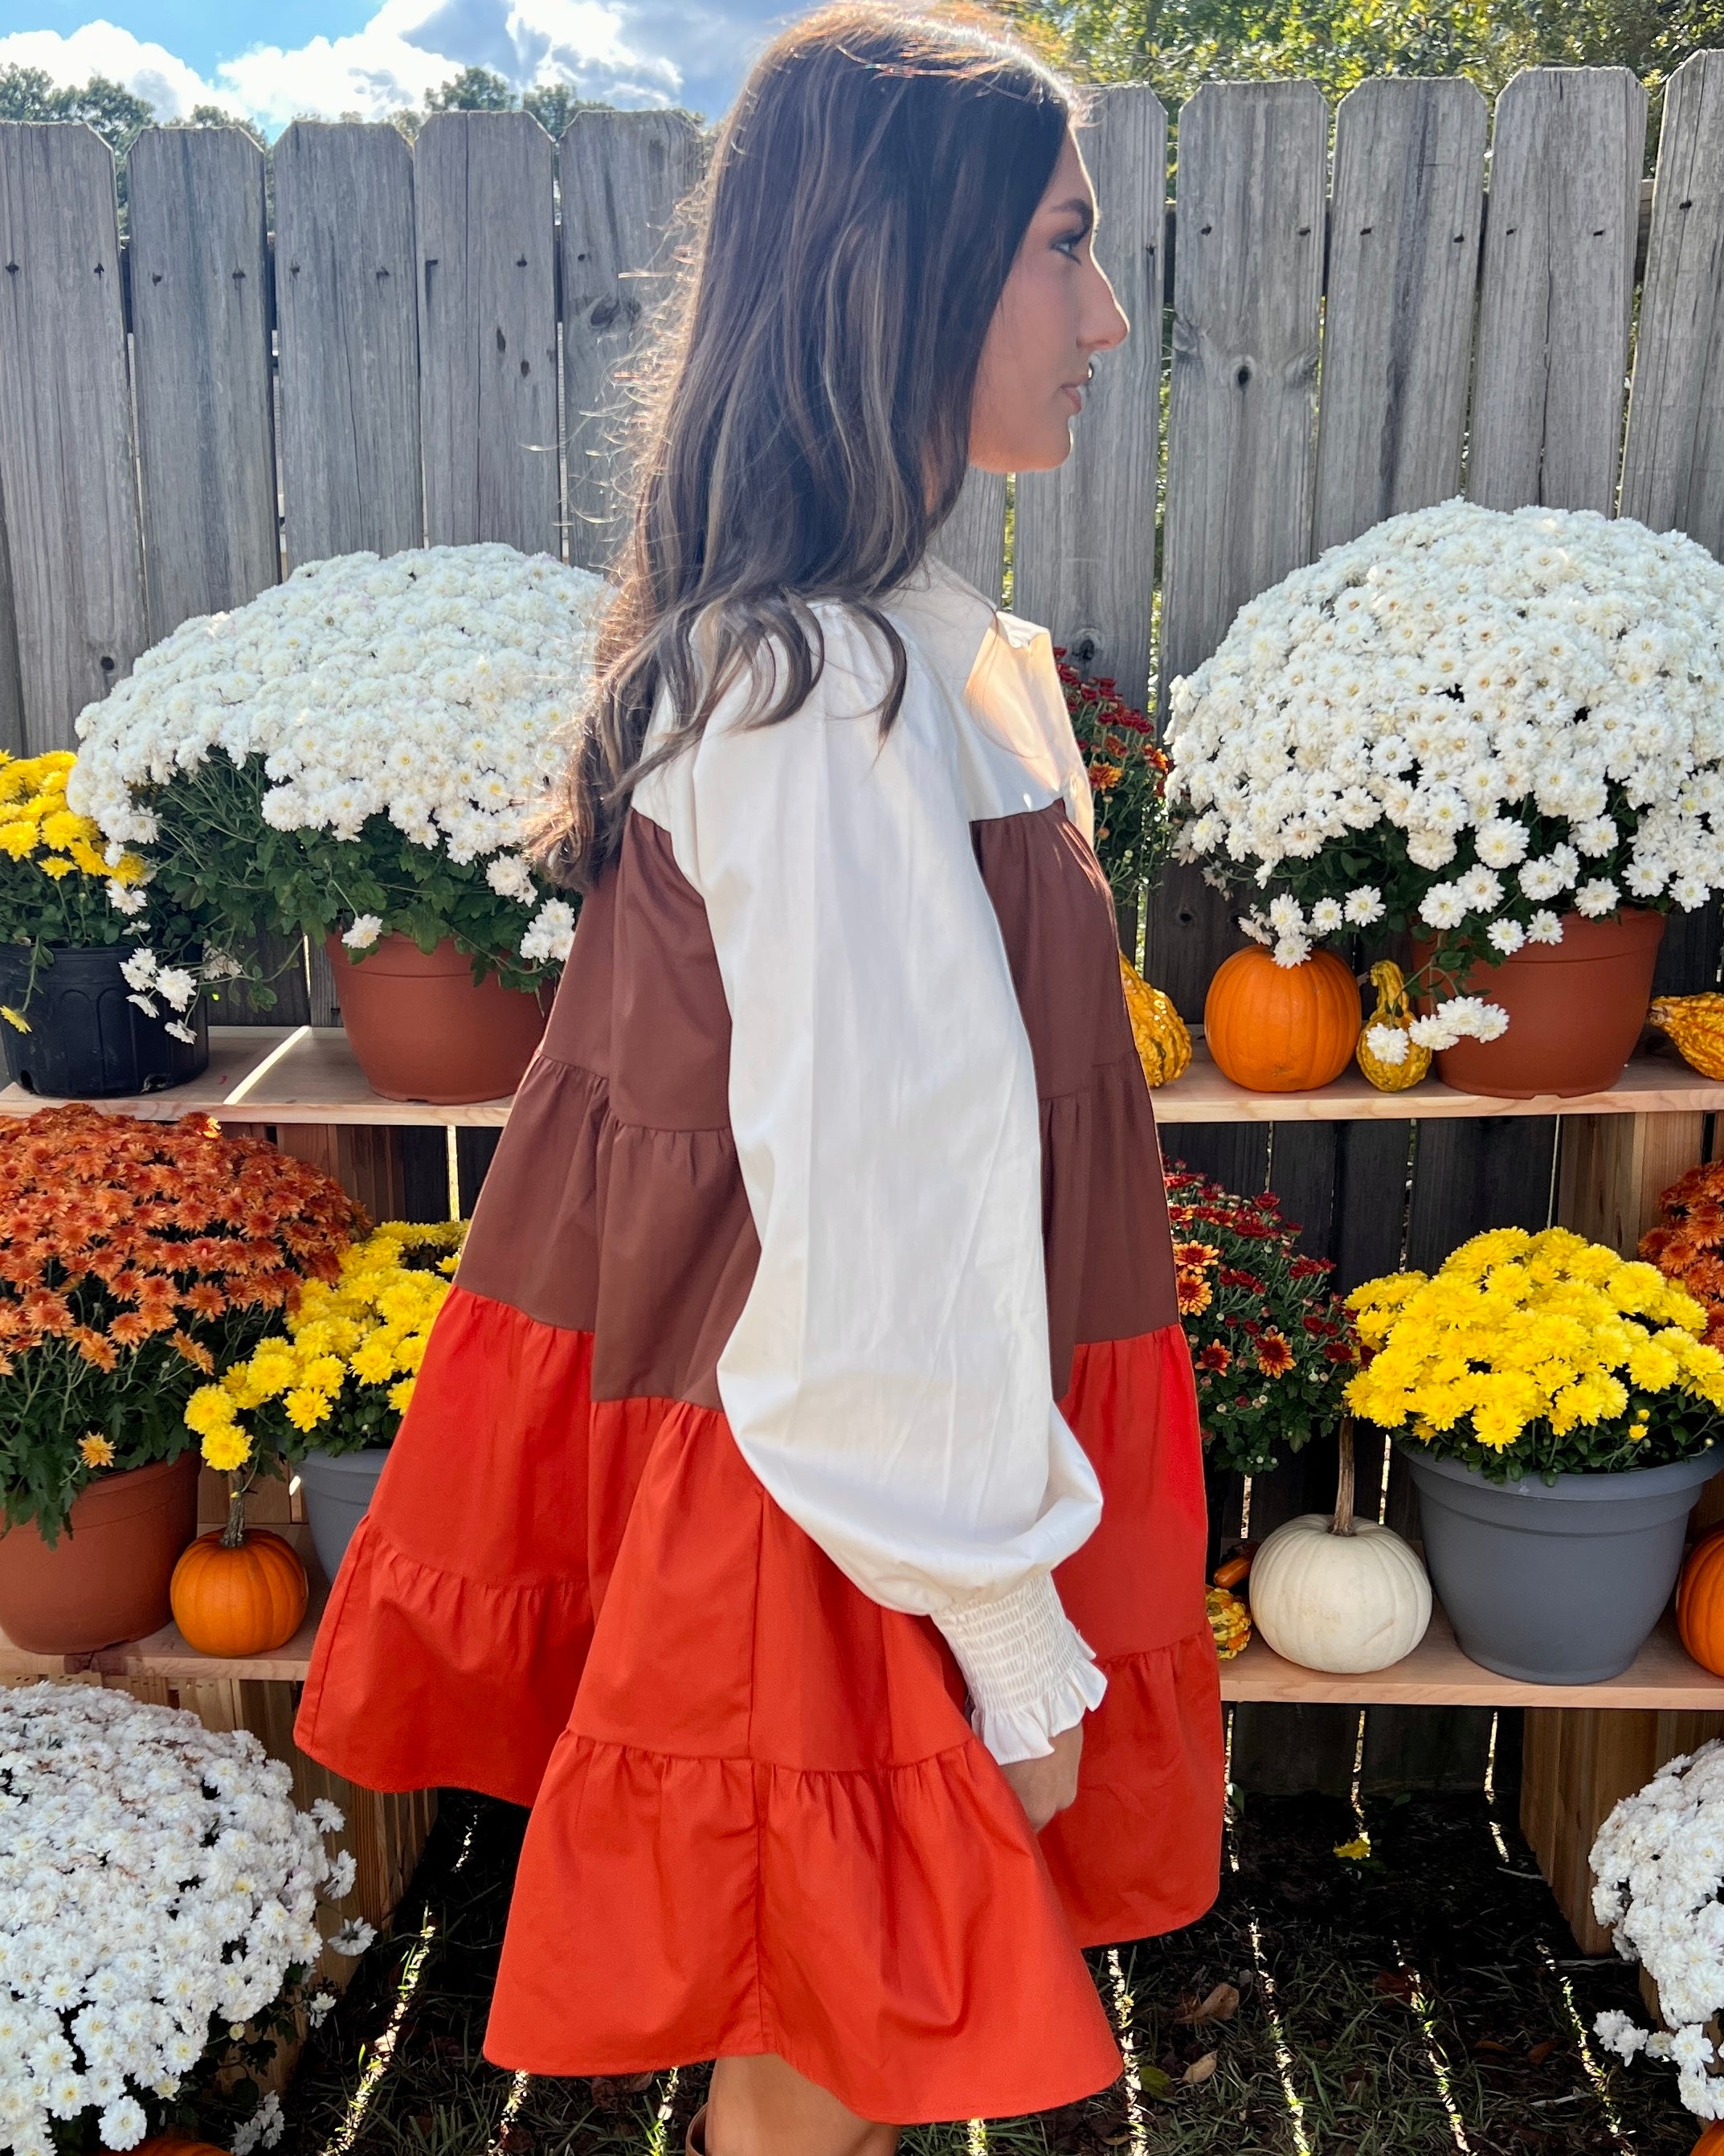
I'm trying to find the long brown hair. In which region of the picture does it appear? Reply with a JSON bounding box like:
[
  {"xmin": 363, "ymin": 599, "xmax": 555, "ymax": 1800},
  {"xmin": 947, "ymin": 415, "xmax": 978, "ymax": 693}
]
[{"xmin": 529, "ymin": 0, "xmax": 1084, "ymax": 890}]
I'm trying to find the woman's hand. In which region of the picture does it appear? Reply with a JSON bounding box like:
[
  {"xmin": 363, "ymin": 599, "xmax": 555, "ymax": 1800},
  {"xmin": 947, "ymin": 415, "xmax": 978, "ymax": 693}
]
[{"xmin": 999, "ymin": 1721, "xmax": 1084, "ymax": 1832}]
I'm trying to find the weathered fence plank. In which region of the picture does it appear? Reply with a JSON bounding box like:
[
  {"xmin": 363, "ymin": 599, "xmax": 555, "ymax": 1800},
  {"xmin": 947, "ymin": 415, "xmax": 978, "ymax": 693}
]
[
  {"xmin": 1015, "ymin": 84, "xmax": 1166, "ymax": 715},
  {"xmin": 127, "ymin": 125, "xmax": 277, "ymax": 643},
  {"xmin": 1147, "ymin": 80, "xmax": 1329, "ymax": 1018},
  {"xmin": 560, "ymin": 110, "xmax": 707, "ymax": 575},
  {"xmin": 0, "ymin": 123, "xmax": 146, "ymax": 751},
  {"xmin": 1620, "ymin": 51, "xmax": 1724, "ymax": 557},
  {"xmin": 275, "ymin": 121, "xmax": 423, "ymax": 570},
  {"xmin": 932, "ymin": 468, "xmax": 1007, "ymax": 604},
  {"xmin": 1314, "ymin": 78, "xmax": 1487, "ymax": 550},
  {"xmin": 1467, "ymin": 67, "xmax": 1646, "ymax": 513},
  {"xmin": 416, "ymin": 111, "xmax": 558, "ymax": 553},
  {"xmin": 0, "ymin": 478, "xmax": 23, "ymax": 755}
]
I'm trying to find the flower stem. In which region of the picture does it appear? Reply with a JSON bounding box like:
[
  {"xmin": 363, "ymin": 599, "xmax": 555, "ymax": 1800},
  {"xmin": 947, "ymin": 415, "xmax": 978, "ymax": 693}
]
[{"xmin": 1332, "ymin": 1420, "xmax": 1357, "ymax": 1537}]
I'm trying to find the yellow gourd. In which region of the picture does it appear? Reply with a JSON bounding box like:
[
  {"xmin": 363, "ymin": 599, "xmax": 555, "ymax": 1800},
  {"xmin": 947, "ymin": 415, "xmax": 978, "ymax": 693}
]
[
  {"xmin": 1356, "ymin": 959, "xmax": 1432, "ymax": 1092},
  {"xmin": 1207, "ymin": 1585, "xmax": 1252, "ymax": 1660},
  {"xmin": 1649, "ymin": 992, "xmax": 1724, "ymax": 1080},
  {"xmin": 1120, "ymin": 953, "xmax": 1192, "ymax": 1087}
]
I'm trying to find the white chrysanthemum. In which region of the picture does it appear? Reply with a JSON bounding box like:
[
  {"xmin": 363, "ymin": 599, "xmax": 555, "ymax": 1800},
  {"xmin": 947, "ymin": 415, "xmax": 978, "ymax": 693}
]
[
  {"xmin": 521, "ymin": 899, "xmax": 576, "ymax": 966},
  {"xmin": 67, "ymin": 544, "xmax": 608, "ymax": 961},
  {"xmin": 1363, "ymin": 1024, "xmax": 1409, "ymax": 1065},
  {"xmin": 0, "ymin": 1685, "xmax": 366, "ymax": 2155},
  {"xmin": 1589, "ymin": 1740, "xmax": 1724, "ymax": 2119},
  {"xmin": 1163, "ymin": 501, "xmax": 1724, "ymax": 1037},
  {"xmin": 341, "ymin": 914, "xmax": 383, "ymax": 952}
]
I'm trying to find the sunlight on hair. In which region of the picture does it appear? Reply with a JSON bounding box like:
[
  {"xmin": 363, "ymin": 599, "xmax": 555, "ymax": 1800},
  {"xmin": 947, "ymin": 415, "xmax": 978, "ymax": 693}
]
[{"xmin": 321, "ymin": 1914, "xmax": 439, "ymax": 2156}]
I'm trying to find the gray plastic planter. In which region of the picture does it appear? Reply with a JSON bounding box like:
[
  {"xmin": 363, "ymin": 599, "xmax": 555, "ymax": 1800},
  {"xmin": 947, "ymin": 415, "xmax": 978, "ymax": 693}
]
[
  {"xmin": 297, "ymin": 1446, "xmax": 390, "ymax": 1586},
  {"xmin": 1401, "ymin": 1446, "xmax": 1722, "ymax": 1683}
]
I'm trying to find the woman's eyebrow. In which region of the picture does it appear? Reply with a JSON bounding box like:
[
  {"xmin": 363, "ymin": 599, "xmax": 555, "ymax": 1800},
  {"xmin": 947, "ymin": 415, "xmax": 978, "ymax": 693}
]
[{"xmin": 1044, "ymin": 196, "xmax": 1097, "ymax": 229}]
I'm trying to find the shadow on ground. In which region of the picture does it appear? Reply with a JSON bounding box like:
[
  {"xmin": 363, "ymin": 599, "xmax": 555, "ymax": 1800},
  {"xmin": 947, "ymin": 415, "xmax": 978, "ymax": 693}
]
[{"xmin": 276, "ymin": 1777, "xmax": 1698, "ymax": 2155}]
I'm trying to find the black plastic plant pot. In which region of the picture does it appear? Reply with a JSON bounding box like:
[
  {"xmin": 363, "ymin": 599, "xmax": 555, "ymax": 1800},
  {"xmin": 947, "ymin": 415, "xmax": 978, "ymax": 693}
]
[{"xmin": 0, "ymin": 943, "xmax": 210, "ymax": 1098}]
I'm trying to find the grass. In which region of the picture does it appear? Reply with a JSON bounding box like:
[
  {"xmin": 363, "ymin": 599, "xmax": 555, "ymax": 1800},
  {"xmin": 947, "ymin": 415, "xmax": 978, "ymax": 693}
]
[{"xmin": 276, "ymin": 1762, "xmax": 1705, "ymax": 2156}]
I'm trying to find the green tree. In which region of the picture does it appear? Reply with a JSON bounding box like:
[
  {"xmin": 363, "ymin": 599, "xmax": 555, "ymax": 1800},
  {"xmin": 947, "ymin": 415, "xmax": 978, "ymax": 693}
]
[
  {"xmin": 0, "ymin": 63, "xmax": 154, "ymax": 159},
  {"xmin": 521, "ymin": 80, "xmax": 611, "ymax": 139},
  {"xmin": 1003, "ymin": 0, "xmax": 1724, "ymax": 160},
  {"xmin": 424, "ymin": 65, "xmax": 517, "ymax": 113},
  {"xmin": 179, "ymin": 102, "xmax": 267, "ymax": 149}
]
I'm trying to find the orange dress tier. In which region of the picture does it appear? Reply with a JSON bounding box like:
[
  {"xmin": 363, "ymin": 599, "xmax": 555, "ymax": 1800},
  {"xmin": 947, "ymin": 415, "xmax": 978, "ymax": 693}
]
[{"xmin": 295, "ymin": 601, "xmax": 1224, "ymax": 2125}]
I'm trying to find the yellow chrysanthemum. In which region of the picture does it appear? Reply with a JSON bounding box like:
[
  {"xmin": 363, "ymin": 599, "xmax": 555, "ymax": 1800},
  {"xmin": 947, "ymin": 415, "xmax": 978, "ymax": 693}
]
[
  {"xmin": 39, "ymin": 808, "xmax": 89, "ymax": 853},
  {"xmin": 202, "ymin": 1425, "xmax": 252, "ymax": 1473},
  {"xmin": 1344, "ymin": 1225, "xmax": 1722, "ymax": 1457},
  {"xmin": 283, "ymin": 1385, "xmax": 333, "ymax": 1432},
  {"xmin": 349, "ymin": 1337, "xmax": 398, "ymax": 1385},
  {"xmin": 77, "ymin": 1431, "xmax": 116, "ymax": 1467},
  {"xmin": 185, "ymin": 1384, "xmax": 239, "ymax": 1434}
]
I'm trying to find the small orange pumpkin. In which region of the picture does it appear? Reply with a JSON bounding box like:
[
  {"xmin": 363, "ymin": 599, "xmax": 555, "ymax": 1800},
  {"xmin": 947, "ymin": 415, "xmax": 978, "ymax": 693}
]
[
  {"xmin": 1677, "ymin": 1527, "xmax": 1724, "ymax": 1675},
  {"xmin": 170, "ymin": 1500, "xmax": 308, "ymax": 1658},
  {"xmin": 1203, "ymin": 944, "xmax": 1361, "ymax": 1093},
  {"xmin": 1688, "ymin": 2128, "xmax": 1724, "ymax": 2155}
]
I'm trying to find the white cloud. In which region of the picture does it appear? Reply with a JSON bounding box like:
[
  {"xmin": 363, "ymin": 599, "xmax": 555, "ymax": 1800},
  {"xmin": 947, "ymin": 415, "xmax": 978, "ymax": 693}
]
[
  {"xmin": 219, "ymin": 0, "xmax": 684, "ymax": 130},
  {"xmin": 0, "ymin": 22, "xmax": 244, "ymax": 120},
  {"xmin": 1, "ymin": 0, "xmax": 780, "ymax": 136}
]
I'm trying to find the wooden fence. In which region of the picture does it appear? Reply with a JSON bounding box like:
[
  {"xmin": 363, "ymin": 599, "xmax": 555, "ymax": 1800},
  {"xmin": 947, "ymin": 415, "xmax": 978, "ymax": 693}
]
[{"xmin": 4, "ymin": 55, "xmax": 1724, "ymax": 1795}]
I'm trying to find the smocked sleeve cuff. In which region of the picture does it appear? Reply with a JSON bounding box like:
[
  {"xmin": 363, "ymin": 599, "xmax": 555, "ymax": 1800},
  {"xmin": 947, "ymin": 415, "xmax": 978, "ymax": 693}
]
[{"xmin": 933, "ymin": 1569, "xmax": 1107, "ymax": 1766}]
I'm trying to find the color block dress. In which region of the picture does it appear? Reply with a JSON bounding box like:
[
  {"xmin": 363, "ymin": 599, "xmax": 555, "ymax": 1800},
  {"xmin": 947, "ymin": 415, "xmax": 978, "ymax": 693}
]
[{"xmin": 292, "ymin": 551, "xmax": 1224, "ymax": 2125}]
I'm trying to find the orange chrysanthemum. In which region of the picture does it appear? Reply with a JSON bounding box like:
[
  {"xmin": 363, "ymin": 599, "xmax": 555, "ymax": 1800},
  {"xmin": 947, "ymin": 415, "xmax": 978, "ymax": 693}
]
[
  {"xmin": 0, "ymin": 1103, "xmax": 367, "ymax": 1383},
  {"xmin": 1255, "ymin": 1330, "xmax": 1297, "ymax": 1378},
  {"xmin": 1644, "ymin": 1161, "xmax": 1724, "ymax": 1345}
]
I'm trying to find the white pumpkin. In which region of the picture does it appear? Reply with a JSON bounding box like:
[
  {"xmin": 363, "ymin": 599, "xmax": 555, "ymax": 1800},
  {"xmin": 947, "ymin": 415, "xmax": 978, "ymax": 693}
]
[{"xmin": 1248, "ymin": 1425, "xmax": 1432, "ymax": 1673}]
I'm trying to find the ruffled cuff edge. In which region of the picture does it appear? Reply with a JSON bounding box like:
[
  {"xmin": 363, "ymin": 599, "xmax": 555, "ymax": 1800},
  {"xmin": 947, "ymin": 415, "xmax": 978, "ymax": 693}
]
[{"xmin": 933, "ymin": 1569, "xmax": 1108, "ymax": 1766}]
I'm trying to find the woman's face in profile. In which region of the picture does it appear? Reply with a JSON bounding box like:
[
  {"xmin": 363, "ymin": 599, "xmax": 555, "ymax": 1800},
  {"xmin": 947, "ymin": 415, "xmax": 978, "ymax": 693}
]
[{"xmin": 969, "ymin": 126, "xmax": 1130, "ymax": 477}]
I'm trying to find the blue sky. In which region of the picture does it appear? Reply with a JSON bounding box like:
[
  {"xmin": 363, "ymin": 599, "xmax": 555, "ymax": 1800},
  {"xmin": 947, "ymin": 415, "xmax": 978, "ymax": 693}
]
[{"xmin": 0, "ymin": 0, "xmax": 786, "ymax": 130}]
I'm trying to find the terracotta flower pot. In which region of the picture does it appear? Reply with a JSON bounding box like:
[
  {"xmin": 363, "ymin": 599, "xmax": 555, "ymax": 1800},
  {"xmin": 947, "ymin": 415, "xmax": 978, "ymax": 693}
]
[
  {"xmin": 325, "ymin": 933, "xmax": 550, "ymax": 1105},
  {"xmin": 1412, "ymin": 909, "xmax": 1665, "ymax": 1099},
  {"xmin": 0, "ymin": 1450, "xmax": 200, "ymax": 1654}
]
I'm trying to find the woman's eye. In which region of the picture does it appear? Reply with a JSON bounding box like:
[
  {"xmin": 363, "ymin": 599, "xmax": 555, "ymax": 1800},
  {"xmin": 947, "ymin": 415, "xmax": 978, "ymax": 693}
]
[{"xmin": 1056, "ymin": 229, "xmax": 1088, "ymax": 260}]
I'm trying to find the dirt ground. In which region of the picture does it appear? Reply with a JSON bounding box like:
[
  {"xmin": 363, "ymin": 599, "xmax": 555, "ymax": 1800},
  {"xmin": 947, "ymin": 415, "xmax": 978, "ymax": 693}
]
[{"xmin": 273, "ymin": 1764, "xmax": 1702, "ymax": 2156}]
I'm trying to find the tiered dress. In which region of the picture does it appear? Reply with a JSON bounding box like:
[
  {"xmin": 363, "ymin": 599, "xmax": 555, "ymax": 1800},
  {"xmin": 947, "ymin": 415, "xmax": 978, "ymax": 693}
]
[{"xmin": 293, "ymin": 551, "xmax": 1224, "ymax": 2125}]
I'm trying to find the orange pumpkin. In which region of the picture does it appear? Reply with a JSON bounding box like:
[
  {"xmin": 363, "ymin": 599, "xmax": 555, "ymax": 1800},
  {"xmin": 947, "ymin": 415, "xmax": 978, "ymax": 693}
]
[
  {"xmin": 1203, "ymin": 945, "xmax": 1361, "ymax": 1093},
  {"xmin": 1678, "ymin": 1527, "xmax": 1724, "ymax": 1675},
  {"xmin": 170, "ymin": 1524, "xmax": 308, "ymax": 1657},
  {"xmin": 1688, "ymin": 2129, "xmax": 1724, "ymax": 2155}
]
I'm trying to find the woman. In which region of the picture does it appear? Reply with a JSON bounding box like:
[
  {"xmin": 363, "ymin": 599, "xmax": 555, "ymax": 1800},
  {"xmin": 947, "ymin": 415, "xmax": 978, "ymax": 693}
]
[{"xmin": 293, "ymin": 6, "xmax": 1223, "ymax": 2149}]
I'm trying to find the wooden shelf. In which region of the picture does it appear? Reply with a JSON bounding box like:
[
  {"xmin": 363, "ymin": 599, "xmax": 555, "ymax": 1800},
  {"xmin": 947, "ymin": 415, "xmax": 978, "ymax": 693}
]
[
  {"xmin": 1219, "ymin": 1606, "xmax": 1724, "ymax": 1709},
  {"xmin": 0, "ymin": 1026, "xmax": 517, "ymax": 1127},
  {"xmin": 2, "ymin": 1026, "xmax": 1721, "ymax": 1131},
  {"xmin": 0, "ymin": 1525, "xmax": 333, "ymax": 1684},
  {"xmin": 10, "ymin": 1577, "xmax": 1723, "ymax": 1705},
  {"xmin": 1153, "ymin": 1041, "xmax": 1724, "ymax": 1123}
]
